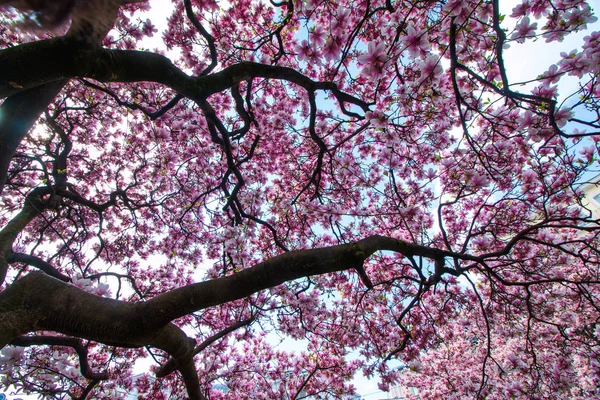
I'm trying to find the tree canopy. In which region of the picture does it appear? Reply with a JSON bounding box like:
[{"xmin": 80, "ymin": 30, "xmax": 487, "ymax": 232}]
[{"xmin": 0, "ymin": 0, "xmax": 599, "ymax": 398}]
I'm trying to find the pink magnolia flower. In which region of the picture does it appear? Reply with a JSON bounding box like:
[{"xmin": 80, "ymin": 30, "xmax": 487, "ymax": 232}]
[
  {"xmin": 403, "ymin": 23, "xmax": 430, "ymax": 57},
  {"xmin": 532, "ymin": 83, "xmax": 558, "ymax": 99},
  {"xmin": 420, "ymin": 54, "xmax": 443, "ymax": 77},
  {"xmin": 554, "ymin": 107, "xmax": 572, "ymax": 128},
  {"xmin": 510, "ymin": 0, "xmax": 531, "ymax": 18},
  {"xmin": 468, "ymin": 172, "xmax": 489, "ymax": 188},
  {"xmin": 358, "ymin": 41, "xmax": 387, "ymax": 79},
  {"xmin": 303, "ymin": 0, "xmax": 320, "ymax": 11},
  {"xmin": 584, "ymin": 31, "xmax": 600, "ymax": 49},
  {"xmin": 0, "ymin": 346, "xmax": 24, "ymax": 364},
  {"xmin": 558, "ymin": 50, "xmax": 588, "ymax": 77},
  {"xmin": 294, "ymin": 40, "xmax": 321, "ymax": 65},
  {"xmin": 142, "ymin": 19, "xmax": 157, "ymax": 37},
  {"xmin": 579, "ymin": 146, "xmax": 595, "ymax": 163},
  {"xmin": 358, "ymin": 41, "xmax": 386, "ymax": 65},
  {"xmin": 295, "ymin": 39, "xmax": 312, "ymax": 63},
  {"xmin": 365, "ymin": 110, "xmax": 387, "ymax": 128},
  {"xmin": 511, "ymin": 17, "xmax": 537, "ymax": 43},
  {"xmin": 94, "ymin": 282, "xmax": 112, "ymax": 297},
  {"xmin": 472, "ymin": 235, "xmax": 491, "ymax": 249},
  {"xmin": 323, "ymin": 36, "xmax": 342, "ymax": 62},
  {"xmin": 541, "ymin": 64, "xmax": 561, "ymax": 85},
  {"xmin": 197, "ymin": 0, "xmax": 219, "ymax": 11},
  {"xmin": 517, "ymin": 110, "xmax": 537, "ymax": 130},
  {"xmin": 310, "ymin": 24, "xmax": 326, "ymax": 47},
  {"xmin": 543, "ymin": 29, "xmax": 566, "ymax": 43},
  {"xmin": 331, "ymin": 6, "xmax": 350, "ymax": 36},
  {"xmin": 425, "ymin": 168, "xmax": 437, "ymax": 180},
  {"xmin": 72, "ymin": 276, "xmax": 93, "ymax": 291}
]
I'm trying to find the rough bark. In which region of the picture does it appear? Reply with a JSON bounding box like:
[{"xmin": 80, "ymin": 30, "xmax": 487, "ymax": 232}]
[
  {"xmin": 0, "ymin": 234, "xmax": 474, "ymax": 351},
  {"xmin": 0, "ymin": 37, "xmax": 368, "ymax": 108}
]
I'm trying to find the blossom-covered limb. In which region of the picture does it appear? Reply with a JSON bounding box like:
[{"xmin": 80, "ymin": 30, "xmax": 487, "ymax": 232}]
[
  {"xmin": 0, "ymin": 40, "xmax": 369, "ymax": 114},
  {"xmin": 183, "ymin": 0, "xmax": 217, "ymax": 76},
  {"xmin": 0, "ymin": 235, "xmax": 477, "ymax": 349},
  {"xmin": 9, "ymin": 335, "xmax": 109, "ymax": 380},
  {"xmin": 156, "ymin": 317, "xmax": 255, "ymax": 378}
]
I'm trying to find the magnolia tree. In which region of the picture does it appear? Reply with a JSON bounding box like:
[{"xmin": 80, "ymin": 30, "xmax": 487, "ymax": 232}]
[{"xmin": 0, "ymin": 0, "xmax": 599, "ymax": 398}]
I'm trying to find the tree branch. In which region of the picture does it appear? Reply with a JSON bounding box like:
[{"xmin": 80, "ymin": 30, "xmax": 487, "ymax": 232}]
[
  {"xmin": 9, "ymin": 335, "xmax": 109, "ymax": 380},
  {"xmin": 0, "ymin": 81, "xmax": 66, "ymax": 193},
  {"xmin": 0, "ymin": 38, "xmax": 369, "ymax": 113},
  {"xmin": 0, "ymin": 235, "xmax": 480, "ymax": 350},
  {"xmin": 0, "ymin": 187, "xmax": 50, "ymax": 284},
  {"xmin": 156, "ymin": 317, "xmax": 255, "ymax": 378},
  {"xmin": 7, "ymin": 250, "xmax": 71, "ymax": 282}
]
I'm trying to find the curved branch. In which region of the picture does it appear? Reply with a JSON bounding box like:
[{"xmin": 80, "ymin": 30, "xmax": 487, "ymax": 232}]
[
  {"xmin": 7, "ymin": 251, "xmax": 71, "ymax": 282},
  {"xmin": 156, "ymin": 317, "xmax": 255, "ymax": 378},
  {"xmin": 0, "ymin": 235, "xmax": 478, "ymax": 350},
  {"xmin": 0, "ymin": 37, "xmax": 367, "ymax": 201},
  {"xmin": 0, "ymin": 38, "xmax": 369, "ymax": 113},
  {"xmin": 0, "ymin": 187, "xmax": 50, "ymax": 284},
  {"xmin": 9, "ymin": 335, "xmax": 109, "ymax": 380},
  {"xmin": 183, "ymin": 0, "xmax": 217, "ymax": 76},
  {"xmin": 75, "ymin": 379, "xmax": 101, "ymax": 400},
  {"xmin": 86, "ymin": 271, "xmax": 144, "ymax": 298},
  {"xmin": 80, "ymin": 79, "xmax": 183, "ymax": 120},
  {"xmin": 0, "ymin": 80, "xmax": 67, "ymax": 193},
  {"xmin": 0, "ymin": 233, "xmax": 573, "ymax": 397}
]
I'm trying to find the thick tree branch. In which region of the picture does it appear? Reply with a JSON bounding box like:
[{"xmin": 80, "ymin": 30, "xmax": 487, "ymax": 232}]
[
  {"xmin": 0, "ymin": 0, "xmax": 128, "ymax": 194},
  {"xmin": 75, "ymin": 379, "xmax": 100, "ymax": 400},
  {"xmin": 0, "ymin": 235, "xmax": 477, "ymax": 350},
  {"xmin": 0, "ymin": 38, "xmax": 369, "ymax": 112},
  {"xmin": 0, "ymin": 34, "xmax": 367, "ymax": 203},
  {"xmin": 0, "ymin": 81, "xmax": 66, "ymax": 193},
  {"xmin": 0, "ymin": 188, "xmax": 49, "ymax": 284},
  {"xmin": 183, "ymin": 0, "xmax": 217, "ymax": 76}
]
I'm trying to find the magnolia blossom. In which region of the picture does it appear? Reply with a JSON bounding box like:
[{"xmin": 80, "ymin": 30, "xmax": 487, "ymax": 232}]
[
  {"xmin": 510, "ymin": 0, "xmax": 530, "ymax": 17},
  {"xmin": 330, "ymin": 6, "xmax": 350, "ymax": 36},
  {"xmin": 554, "ymin": 107, "xmax": 572, "ymax": 128},
  {"xmin": 365, "ymin": 110, "xmax": 387, "ymax": 128},
  {"xmin": 403, "ymin": 23, "xmax": 430, "ymax": 56},
  {"xmin": 0, "ymin": 346, "xmax": 23, "ymax": 364},
  {"xmin": 420, "ymin": 54, "xmax": 443, "ymax": 77},
  {"xmin": 579, "ymin": 145, "xmax": 595, "ymax": 162},
  {"xmin": 358, "ymin": 41, "xmax": 387, "ymax": 79},
  {"xmin": 358, "ymin": 41, "xmax": 386, "ymax": 66},
  {"xmin": 72, "ymin": 276, "xmax": 94, "ymax": 291},
  {"xmin": 541, "ymin": 64, "xmax": 561, "ymax": 84},
  {"xmin": 511, "ymin": 17, "xmax": 537, "ymax": 43},
  {"xmin": 543, "ymin": 29, "xmax": 567, "ymax": 42},
  {"xmin": 517, "ymin": 110, "xmax": 537, "ymax": 129},
  {"xmin": 0, "ymin": 347, "xmax": 24, "ymax": 374},
  {"xmin": 322, "ymin": 36, "xmax": 342, "ymax": 62},
  {"xmin": 142, "ymin": 18, "xmax": 156, "ymax": 37},
  {"xmin": 295, "ymin": 40, "xmax": 312, "ymax": 63},
  {"xmin": 310, "ymin": 24, "xmax": 326, "ymax": 47}
]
